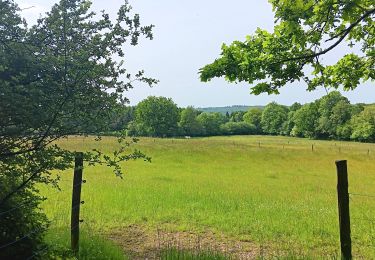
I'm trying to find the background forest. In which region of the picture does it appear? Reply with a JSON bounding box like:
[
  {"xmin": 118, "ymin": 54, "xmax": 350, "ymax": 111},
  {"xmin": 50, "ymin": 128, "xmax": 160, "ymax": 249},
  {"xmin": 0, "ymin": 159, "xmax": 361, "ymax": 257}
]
[{"xmin": 109, "ymin": 91, "xmax": 375, "ymax": 142}]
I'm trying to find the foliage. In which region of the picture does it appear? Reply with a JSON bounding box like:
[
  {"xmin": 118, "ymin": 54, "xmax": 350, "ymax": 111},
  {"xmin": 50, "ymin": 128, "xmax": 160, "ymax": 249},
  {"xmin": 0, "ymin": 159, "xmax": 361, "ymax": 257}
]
[
  {"xmin": 350, "ymin": 106, "xmax": 375, "ymax": 142},
  {"xmin": 0, "ymin": 0, "xmax": 154, "ymax": 257},
  {"xmin": 281, "ymin": 110, "xmax": 296, "ymax": 136},
  {"xmin": 289, "ymin": 102, "xmax": 302, "ymax": 112},
  {"xmin": 199, "ymin": 0, "xmax": 374, "ymax": 94},
  {"xmin": 330, "ymin": 100, "xmax": 354, "ymax": 139},
  {"xmin": 243, "ymin": 108, "xmax": 263, "ymax": 134},
  {"xmin": 197, "ymin": 112, "xmax": 226, "ymax": 136},
  {"xmin": 261, "ymin": 102, "xmax": 289, "ymax": 135},
  {"xmin": 229, "ymin": 111, "xmax": 245, "ymax": 122},
  {"xmin": 135, "ymin": 96, "xmax": 180, "ymax": 137},
  {"xmin": 109, "ymin": 106, "xmax": 136, "ymax": 132},
  {"xmin": 126, "ymin": 92, "xmax": 375, "ymax": 143},
  {"xmin": 220, "ymin": 122, "xmax": 256, "ymax": 135},
  {"xmin": 292, "ymin": 102, "xmax": 320, "ymax": 138},
  {"xmin": 179, "ymin": 107, "xmax": 205, "ymax": 136},
  {"xmin": 126, "ymin": 121, "xmax": 150, "ymax": 137},
  {"xmin": 317, "ymin": 91, "xmax": 350, "ymax": 138}
]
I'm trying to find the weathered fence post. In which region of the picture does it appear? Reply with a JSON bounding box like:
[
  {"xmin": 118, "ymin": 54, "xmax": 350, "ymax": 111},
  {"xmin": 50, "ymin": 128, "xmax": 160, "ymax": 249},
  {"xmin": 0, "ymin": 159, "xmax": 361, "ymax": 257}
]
[
  {"xmin": 335, "ymin": 160, "xmax": 352, "ymax": 260},
  {"xmin": 71, "ymin": 152, "xmax": 83, "ymax": 254}
]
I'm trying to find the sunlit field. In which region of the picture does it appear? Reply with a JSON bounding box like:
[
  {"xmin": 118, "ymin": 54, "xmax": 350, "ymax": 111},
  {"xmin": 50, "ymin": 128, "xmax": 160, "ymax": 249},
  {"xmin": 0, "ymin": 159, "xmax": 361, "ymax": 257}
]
[{"xmin": 41, "ymin": 136, "xmax": 375, "ymax": 258}]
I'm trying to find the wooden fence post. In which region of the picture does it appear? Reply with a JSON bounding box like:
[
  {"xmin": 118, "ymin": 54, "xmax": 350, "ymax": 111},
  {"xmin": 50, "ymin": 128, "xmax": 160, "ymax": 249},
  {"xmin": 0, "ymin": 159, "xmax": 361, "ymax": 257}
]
[
  {"xmin": 335, "ymin": 160, "xmax": 352, "ymax": 260},
  {"xmin": 71, "ymin": 152, "xmax": 83, "ymax": 254}
]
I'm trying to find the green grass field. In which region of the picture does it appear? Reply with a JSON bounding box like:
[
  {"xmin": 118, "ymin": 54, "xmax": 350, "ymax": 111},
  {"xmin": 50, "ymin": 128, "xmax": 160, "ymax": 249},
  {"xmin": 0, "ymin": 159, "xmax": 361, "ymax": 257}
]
[{"xmin": 41, "ymin": 136, "xmax": 375, "ymax": 258}]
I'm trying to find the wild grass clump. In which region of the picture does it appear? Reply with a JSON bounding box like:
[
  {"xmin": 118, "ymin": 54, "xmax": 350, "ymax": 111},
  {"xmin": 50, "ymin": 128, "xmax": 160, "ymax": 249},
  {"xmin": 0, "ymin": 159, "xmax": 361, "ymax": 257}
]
[
  {"xmin": 45, "ymin": 227, "xmax": 126, "ymax": 259},
  {"xmin": 161, "ymin": 247, "xmax": 228, "ymax": 260}
]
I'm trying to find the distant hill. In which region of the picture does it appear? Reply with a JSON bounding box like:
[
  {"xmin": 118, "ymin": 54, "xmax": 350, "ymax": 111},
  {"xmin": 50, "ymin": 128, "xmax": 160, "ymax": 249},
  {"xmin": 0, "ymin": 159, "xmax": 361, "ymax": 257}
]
[
  {"xmin": 198, "ymin": 102, "xmax": 375, "ymax": 115},
  {"xmin": 198, "ymin": 105, "xmax": 264, "ymax": 114}
]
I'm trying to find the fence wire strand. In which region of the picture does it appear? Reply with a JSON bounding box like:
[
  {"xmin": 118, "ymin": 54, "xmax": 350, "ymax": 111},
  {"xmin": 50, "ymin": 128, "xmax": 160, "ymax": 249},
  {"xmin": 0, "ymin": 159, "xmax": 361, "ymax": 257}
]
[
  {"xmin": 25, "ymin": 245, "xmax": 50, "ymax": 260},
  {"xmin": 348, "ymin": 188, "xmax": 375, "ymax": 253},
  {"xmin": 0, "ymin": 224, "xmax": 47, "ymax": 250},
  {"xmin": 0, "ymin": 184, "xmax": 85, "ymax": 255},
  {"xmin": 0, "ymin": 206, "xmax": 72, "ymax": 250},
  {"xmin": 0, "ymin": 204, "xmax": 85, "ymax": 257},
  {"xmin": 17, "ymin": 221, "xmax": 84, "ymax": 260},
  {"xmin": 349, "ymin": 193, "xmax": 375, "ymax": 199},
  {"xmin": 0, "ymin": 181, "xmax": 85, "ymax": 217}
]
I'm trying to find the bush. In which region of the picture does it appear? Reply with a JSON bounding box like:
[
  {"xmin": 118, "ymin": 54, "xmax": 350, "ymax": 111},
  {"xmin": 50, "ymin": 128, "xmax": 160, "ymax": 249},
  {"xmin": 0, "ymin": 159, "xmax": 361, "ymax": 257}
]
[
  {"xmin": 0, "ymin": 189, "xmax": 48, "ymax": 259},
  {"xmin": 220, "ymin": 122, "xmax": 256, "ymax": 135}
]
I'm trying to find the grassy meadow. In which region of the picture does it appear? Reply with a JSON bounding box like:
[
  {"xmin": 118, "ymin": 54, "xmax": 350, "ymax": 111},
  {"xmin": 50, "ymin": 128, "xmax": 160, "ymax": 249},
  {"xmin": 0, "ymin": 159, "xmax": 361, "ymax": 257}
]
[{"xmin": 40, "ymin": 136, "xmax": 375, "ymax": 258}]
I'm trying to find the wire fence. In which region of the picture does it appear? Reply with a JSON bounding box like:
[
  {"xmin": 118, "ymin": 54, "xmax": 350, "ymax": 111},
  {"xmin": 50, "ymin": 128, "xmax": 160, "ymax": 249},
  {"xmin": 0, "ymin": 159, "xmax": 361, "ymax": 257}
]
[
  {"xmin": 166, "ymin": 137, "xmax": 375, "ymax": 154},
  {"xmin": 1, "ymin": 142, "xmax": 375, "ymax": 259},
  {"xmin": 0, "ymin": 181, "xmax": 85, "ymax": 218},
  {"xmin": 348, "ymin": 191, "xmax": 375, "ymax": 254},
  {"xmin": 216, "ymin": 139, "xmax": 375, "ymax": 157},
  {"xmin": 0, "ymin": 176, "xmax": 86, "ymax": 259}
]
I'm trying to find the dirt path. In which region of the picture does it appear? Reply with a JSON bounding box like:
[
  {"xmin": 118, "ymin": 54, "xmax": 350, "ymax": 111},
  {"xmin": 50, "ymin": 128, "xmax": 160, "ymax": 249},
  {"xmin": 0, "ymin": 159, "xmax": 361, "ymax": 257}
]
[{"xmin": 109, "ymin": 225, "xmax": 262, "ymax": 259}]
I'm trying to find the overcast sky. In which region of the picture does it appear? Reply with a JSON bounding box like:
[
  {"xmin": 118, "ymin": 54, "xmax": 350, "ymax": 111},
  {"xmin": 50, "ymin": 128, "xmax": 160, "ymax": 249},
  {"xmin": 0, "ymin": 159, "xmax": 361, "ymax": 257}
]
[{"xmin": 16, "ymin": 0, "xmax": 373, "ymax": 107}]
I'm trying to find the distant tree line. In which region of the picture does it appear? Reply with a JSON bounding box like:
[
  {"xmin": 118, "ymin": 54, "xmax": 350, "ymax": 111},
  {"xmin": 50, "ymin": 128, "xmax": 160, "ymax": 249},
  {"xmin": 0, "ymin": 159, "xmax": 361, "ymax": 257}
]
[{"xmin": 109, "ymin": 92, "xmax": 375, "ymax": 142}]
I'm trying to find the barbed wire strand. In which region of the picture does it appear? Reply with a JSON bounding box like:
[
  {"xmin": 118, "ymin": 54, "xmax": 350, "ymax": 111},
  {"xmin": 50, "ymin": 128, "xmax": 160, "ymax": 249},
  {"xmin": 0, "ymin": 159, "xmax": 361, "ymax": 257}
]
[
  {"xmin": 353, "ymin": 242, "xmax": 375, "ymax": 249},
  {"xmin": 0, "ymin": 225, "xmax": 46, "ymax": 250},
  {"xmin": 0, "ymin": 201, "xmax": 84, "ymax": 250},
  {"xmin": 19, "ymin": 220, "xmax": 84, "ymax": 260},
  {"xmin": 0, "ymin": 211, "xmax": 66, "ymax": 250},
  {"xmin": 349, "ymin": 193, "xmax": 375, "ymax": 199},
  {"xmin": 352, "ymin": 217, "xmax": 375, "ymax": 223},
  {"xmin": 25, "ymin": 245, "xmax": 50, "ymax": 260},
  {"xmin": 0, "ymin": 181, "xmax": 86, "ymax": 217}
]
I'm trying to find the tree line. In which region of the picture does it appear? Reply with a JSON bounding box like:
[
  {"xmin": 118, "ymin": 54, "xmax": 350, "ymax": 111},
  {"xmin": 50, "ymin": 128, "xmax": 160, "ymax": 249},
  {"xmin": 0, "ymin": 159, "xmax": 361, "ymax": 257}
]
[{"xmin": 111, "ymin": 92, "xmax": 375, "ymax": 142}]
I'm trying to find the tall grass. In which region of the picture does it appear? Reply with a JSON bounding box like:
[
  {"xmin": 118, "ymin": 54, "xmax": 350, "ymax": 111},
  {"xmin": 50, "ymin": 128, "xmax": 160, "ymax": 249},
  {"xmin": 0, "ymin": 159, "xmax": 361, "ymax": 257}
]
[
  {"xmin": 40, "ymin": 135, "xmax": 375, "ymax": 258},
  {"xmin": 44, "ymin": 227, "xmax": 126, "ymax": 259},
  {"xmin": 161, "ymin": 248, "xmax": 228, "ymax": 259}
]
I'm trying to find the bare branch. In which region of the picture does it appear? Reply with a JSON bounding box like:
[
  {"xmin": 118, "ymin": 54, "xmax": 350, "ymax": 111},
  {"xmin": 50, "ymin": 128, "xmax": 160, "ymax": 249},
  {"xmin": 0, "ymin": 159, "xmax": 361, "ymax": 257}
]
[{"xmin": 20, "ymin": 6, "xmax": 35, "ymax": 11}]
